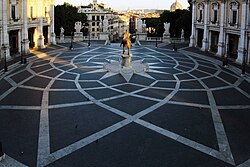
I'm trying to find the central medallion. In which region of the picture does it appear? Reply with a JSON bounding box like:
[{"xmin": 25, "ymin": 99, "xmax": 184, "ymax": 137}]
[{"xmin": 103, "ymin": 51, "xmax": 150, "ymax": 82}]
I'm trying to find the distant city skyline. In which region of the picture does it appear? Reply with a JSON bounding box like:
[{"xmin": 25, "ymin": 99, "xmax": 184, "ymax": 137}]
[{"xmin": 55, "ymin": 0, "xmax": 190, "ymax": 10}]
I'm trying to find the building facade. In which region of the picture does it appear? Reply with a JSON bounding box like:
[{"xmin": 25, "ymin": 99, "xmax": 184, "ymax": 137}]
[
  {"xmin": 0, "ymin": 0, "xmax": 56, "ymax": 60},
  {"xmin": 189, "ymin": 0, "xmax": 250, "ymax": 64},
  {"xmin": 78, "ymin": 0, "xmax": 128, "ymax": 39}
]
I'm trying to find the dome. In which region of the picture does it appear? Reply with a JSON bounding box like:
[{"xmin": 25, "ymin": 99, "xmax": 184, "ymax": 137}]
[{"xmin": 170, "ymin": 0, "xmax": 183, "ymax": 12}]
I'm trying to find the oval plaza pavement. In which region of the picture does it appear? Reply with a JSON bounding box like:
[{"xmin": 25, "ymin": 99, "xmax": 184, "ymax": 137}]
[{"xmin": 0, "ymin": 43, "xmax": 250, "ymax": 167}]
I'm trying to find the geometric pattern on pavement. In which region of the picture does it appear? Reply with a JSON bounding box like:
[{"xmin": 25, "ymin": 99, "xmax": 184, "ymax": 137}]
[{"xmin": 0, "ymin": 44, "xmax": 250, "ymax": 167}]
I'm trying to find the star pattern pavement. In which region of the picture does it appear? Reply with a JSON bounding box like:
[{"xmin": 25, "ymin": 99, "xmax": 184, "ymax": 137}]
[{"xmin": 0, "ymin": 43, "xmax": 250, "ymax": 167}]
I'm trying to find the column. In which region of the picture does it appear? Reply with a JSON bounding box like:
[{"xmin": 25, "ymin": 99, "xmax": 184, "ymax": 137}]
[
  {"xmin": 18, "ymin": 30, "xmax": 21, "ymax": 53},
  {"xmin": 225, "ymin": 34, "xmax": 229, "ymax": 55},
  {"xmin": 208, "ymin": 31, "xmax": 212, "ymax": 51},
  {"xmin": 37, "ymin": 1, "xmax": 44, "ymax": 49},
  {"xmin": 22, "ymin": 0, "xmax": 30, "ymax": 54},
  {"xmin": 195, "ymin": 29, "xmax": 198, "ymax": 47},
  {"xmin": 248, "ymin": 37, "xmax": 250, "ymax": 63},
  {"xmin": 189, "ymin": 0, "xmax": 196, "ymax": 47},
  {"xmin": 216, "ymin": 0, "xmax": 226, "ymax": 56},
  {"xmin": 236, "ymin": 0, "xmax": 247, "ymax": 64},
  {"xmin": 50, "ymin": 4, "xmax": 56, "ymax": 44},
  {"xmin": 1, "ymin": 0, "xmax": 11, "ymax": 60},
  {"xmin": 201, "ymin": 0, "xmax": 209, "ymax": 51},
  {"xmin": 0, "ymin": 1, "xmax": 2, "ymax": 51}
]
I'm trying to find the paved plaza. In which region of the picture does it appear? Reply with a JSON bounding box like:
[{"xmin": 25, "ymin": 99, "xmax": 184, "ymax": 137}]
[{"xmin": 0, "ymin": 43, "xmax": 250, "ymax": 167}]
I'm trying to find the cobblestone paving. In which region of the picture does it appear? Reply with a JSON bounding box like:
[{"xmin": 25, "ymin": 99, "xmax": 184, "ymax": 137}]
[{"xmin": 0, "ymin": 44, "xmax": 250, "ymax": 167}]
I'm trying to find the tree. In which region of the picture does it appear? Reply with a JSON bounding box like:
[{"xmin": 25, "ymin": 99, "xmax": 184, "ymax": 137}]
[
  {"xmin": 143, "ymin": 18, "xmax": 162, "ymax": 37},
  {"xmin": 160, "ymin": 9, "xmax": 191, "ymax": 38},
  {"xmin": 55, "ymin": 3, "xmax": 87, "ymax": 36}
]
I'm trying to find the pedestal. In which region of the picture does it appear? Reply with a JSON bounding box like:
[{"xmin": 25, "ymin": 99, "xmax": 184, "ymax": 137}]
[
  {"xmin": 0, "ymin": 154, "xmax": 5, "ymax": 161},
  {"xmin": 22, "ymin": 39, "xmax": 30, "ymax": 55},
  {"xmin": 189, "ymin": 35, "xmax": 195, "ymax": 47},
  {"xmin": 163, "ymin": 33, "xmax": 171, "ymax": 43},
  {"xmin": 99, "ymin": 32, "xmax": 109, "ymax": 40},
  {"xmin": 1, "ymin": 45, "xmax": 11, "ymax": 60},
  {"xmin": 59, "ymin": 35, "xmax": 65, "ymax": 43},
  {"xmin": 201, "ymin": 38, "xmax": 209, "ymax": 51},
  {"xmin": 121, "ymin": 53, "xmax": 132, "ymax": 67},
  {"xmin": 236, "ymin": 48, "xmax": 244, "ymax": 64},
  {"xmin": 51, "ymin": 33, "xmax": 56, "ymax": 45},
  {"xmin": 37, "ymin": 35, "xmax": 45, "ymax": 49},
  {"xmin": 74, "ymin": 32, "xmax": 83, "ymax": 42},
  {"xmin": 181, "ymin": 37, "xmax": 185, "ymax": 43},
  {"xmin": 216, "ymin": 42, "xmax": 225, "ymax": 57},
  {"xmin": 137, "ymin": 33, "xmax": 147, "ymax": 41}
]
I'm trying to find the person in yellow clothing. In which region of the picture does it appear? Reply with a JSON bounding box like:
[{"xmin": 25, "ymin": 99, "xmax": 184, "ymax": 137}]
[{"xmin": 120, "ymin": 30, "xmax": 132, "ymax": 55}]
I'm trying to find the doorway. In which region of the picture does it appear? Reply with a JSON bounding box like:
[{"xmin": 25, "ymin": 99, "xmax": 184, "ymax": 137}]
[
  {"xmin": 197, "ymin": 29, "xmax": 203, "ymax": 48},
  {"xmin": 210, "ymin": 31, "xmax": 219, "ymax": 53},
  {"xmin": 9, "ymin": 30, "xmax": 19, "ymax": 55},
  {"xmin": 28, "ymin": 27, "xmax": 35, "ymax": 48},
  {"xmin": 228, "ymin": 34, "xmax": 239, "ymax": 59},
  {"xmin": 43, "ymin": 26, "xmax": 49, "ymax": 45}
]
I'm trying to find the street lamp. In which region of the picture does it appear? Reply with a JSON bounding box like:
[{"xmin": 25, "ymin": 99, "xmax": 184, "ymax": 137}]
[
  {"xmin": 85, "ymin": 20, "xmax": 91, "ymax": 47},
  {"xmin": 241, "ymin": 48, "xmax": 247, "ymax": 75},
  {"xmin": 173, "ymin": 34, "xmax": 177, "ymax": 51},
  {"xmin": 223, "ymin": 43, "xmax": 229, "ymax": 67},
  {"xmin": 69, "ymin": 32, "xmax": 73, "ymax": 50},
  {"xmin": 20, "ymin": 40, "xmax": 27, "ymax": 64},
  {"xmin": 1, "ymin": 1, "xmax": 7, "ymax": 72},
  {"xmin": 155, "ymin": 34, "xmax": 158, "ymax": 48},
  {"xmin": 2, "ymin": 45, "xmax": 8, "ymax": 72},
  {"xmin": 88, "ymin": 28, "xmax": 91, "ymax": 47}
]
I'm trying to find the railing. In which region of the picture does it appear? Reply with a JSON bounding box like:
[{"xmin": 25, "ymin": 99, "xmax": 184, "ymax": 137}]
[
  {"xmin": 228, "ymin": 22, "xmax": 239, "ymax": 28},
  {"xmin": 210, "ymin": 20, "xmax": 219, "ymax": 25},
  {"xmin": 82, "ymin": 36, "xmax": 99, "ymax": 40},
  {"xmin": 28, "ymin": 18, "xmax": 39, "ymax": 24},
  {"xmin": 56, "ymin": 36, "xmax": 101, "ymax": 43},
  {"xmin": 146, "ymin": 37, "xmax": 162, "ymax": 41}
]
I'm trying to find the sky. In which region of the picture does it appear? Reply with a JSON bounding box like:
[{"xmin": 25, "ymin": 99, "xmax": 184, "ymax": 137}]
[{"xmin": 55, "ymin": 0, "xmax": 189, "ymax": 10}]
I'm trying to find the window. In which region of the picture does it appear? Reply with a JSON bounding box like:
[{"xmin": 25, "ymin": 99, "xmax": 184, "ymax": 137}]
[
  {"xmin": 101, "ymin": 16, "xmax": 104, "ymax": 20},
  {"xmin": 92, "ymin": 22, "xmax": 95, "ymax": 26},
  {"xmin": 10, "ymin": 0, "xmax": 19, "ymax": 21},
  {"xmin": 213, "ymin": 10, "xmax": 218, "ymax": 23},
  {"xmin": 97, "ymin": 16, "xmax": 100, "ymax": 21},
  {"xmin": 45, "ymin": 7, "xmax": 47, "ymax": 16},
  {"xmin": 229, "ymin": 1, "xmax": 239, "ymax": 26},
  {"xmin": 232, "ymin": 11, "xmax": 237, "ymax": 24},
  {"xmin": 30, "ymin": 6, "xmax": 33, "ymax": 18},
  {"xmin": 197, "ymin": 3, "xmax": 204, "ymax": 22},
  {"xmin": 199, "ymin": 10, "xmax": 203, "ymax": 22},
  {"xmin": 92, "ymin": 16, "xmax": 95, "ymax": 21},
  {"xmin": 11, "ymin": 5, "xmax": 16, "ymax": 20},
  {"xmin": 92, "ymin": 28, "xmax": 95, "ymax": 31},
  {"xmin": 214, "ymin": 10, "xmax": 218, "ymax": 22},
  {"xmin": 211, "ymin": 2, "xmax": 219, "ymax": 24}
]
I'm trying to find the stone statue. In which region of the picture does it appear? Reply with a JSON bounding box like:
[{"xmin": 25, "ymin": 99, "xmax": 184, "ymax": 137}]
[
  {"xmin": 137, "ymin": 18, "xmax": 143, "ymax": 33},
  {"xmin": 103, "ymin": 15, "xmax": 109, "ymax": 33},
  {"xmin": 142, "ymin": 20, "xmax": 147, "ymax": 33},
  {"xmin": 181, "ymin": 29, "xmax": 185, "ymax": 42},
  {"xmin": 60, "ymin": 27, "xmax": 64, "ymax": 35},
  {"xmin": 75, "ymin": 22, "xmax": 82, "ymax": 33},
  {"xmin": 163, "ymin": 22, "xmax": 171, "ymax": 43},
  {"xmin": 164, "ymin": 22, "xmax": 170, "ymax": 35},
  {"xmin": 99, "ymin": 18, "xmax": 103, "ymax": 32},
  {"xmin": 59, "ymin": 27, "xmax": 65, "ymax": 43},
  {"xmin": 181, "ymin": 29, "xmax": 184, "ymax": 38}
]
